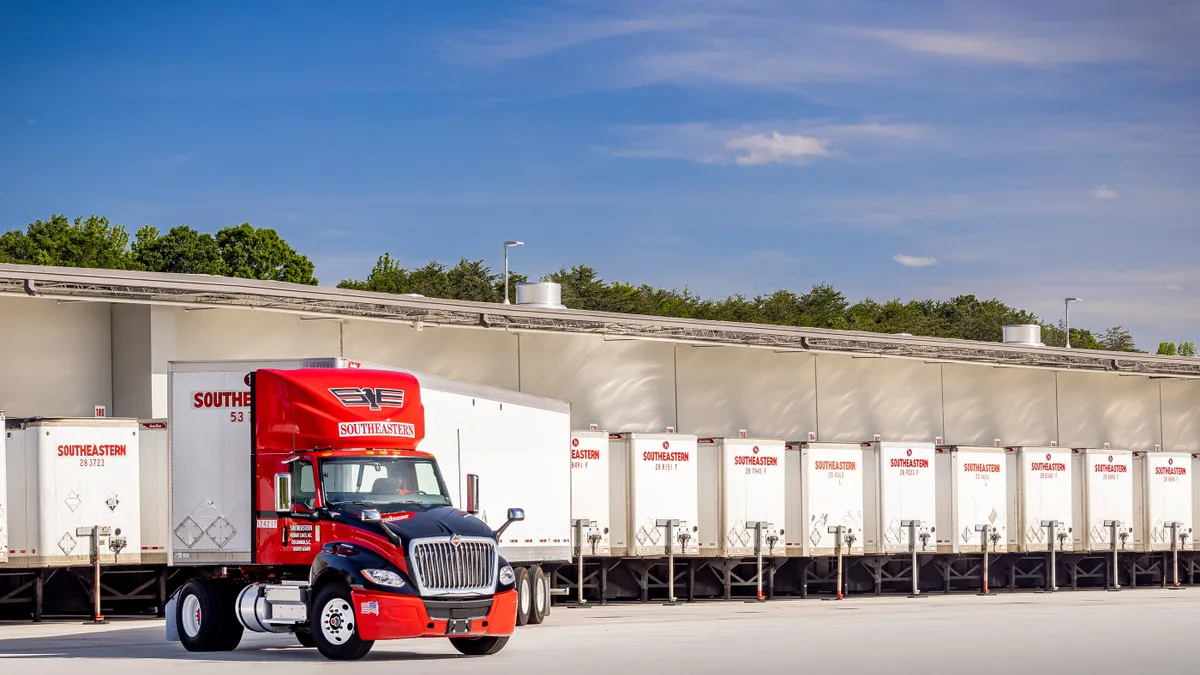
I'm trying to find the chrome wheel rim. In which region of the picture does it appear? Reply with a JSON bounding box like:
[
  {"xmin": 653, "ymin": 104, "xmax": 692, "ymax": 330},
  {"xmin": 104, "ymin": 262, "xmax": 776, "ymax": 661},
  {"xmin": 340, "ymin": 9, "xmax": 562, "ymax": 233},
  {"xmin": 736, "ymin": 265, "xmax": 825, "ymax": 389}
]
[
  {"xmin": 181, "ymin": 593, "xmax": 202, "ymax": 638},
  {"xmin": 535, "ymin": 575, "xmax": 547, "ymax": 613},
  {"xmin": 320, "ymin": 597, "xmax": 356, "ymax": 645}
]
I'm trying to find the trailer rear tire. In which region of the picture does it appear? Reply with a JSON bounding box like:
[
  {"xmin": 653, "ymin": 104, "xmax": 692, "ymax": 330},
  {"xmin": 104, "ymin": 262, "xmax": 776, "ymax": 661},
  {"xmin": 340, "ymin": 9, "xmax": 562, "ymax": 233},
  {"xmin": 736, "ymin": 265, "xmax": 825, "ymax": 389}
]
[
  {"xmin": 310, "ymin": 582, "xmax": 374, "ymax": 661},
  {"xmin": 450, "ymin": 636, "xmax": 509, "ymax": 656},
  {"xmin": 528, "ymin": 566, "xmax": 547, "ymax": 625},
  {"xmin": 176, "ymin": 578, "xmax": 243, "ymax": 652},
  {"xmin": 514, "ymin": 567, "xmax": 531, "ymax": 627}
]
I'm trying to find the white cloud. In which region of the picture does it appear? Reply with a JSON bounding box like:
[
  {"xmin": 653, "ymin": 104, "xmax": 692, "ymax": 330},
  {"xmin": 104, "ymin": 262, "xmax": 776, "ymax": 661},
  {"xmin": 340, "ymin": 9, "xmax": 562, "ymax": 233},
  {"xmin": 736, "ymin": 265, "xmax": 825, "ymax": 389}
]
[
  {"xmin": 852, "ymin": 29, "xmax": 1120, "ymax": 67},
  {"xmin": 727, "ymin": 132, "xmax": 830, "ymax": 166},
  {"xmin": 1092, "ymin": 185, "xmax": 1118, "ymax": 200},
  {"xmin": 1166, "ymin": 284, "xmax": 1182, "ymax": 292},
  {"xmin": 893, "ymin": 254, "xmax": 940, "ymax": 268}
]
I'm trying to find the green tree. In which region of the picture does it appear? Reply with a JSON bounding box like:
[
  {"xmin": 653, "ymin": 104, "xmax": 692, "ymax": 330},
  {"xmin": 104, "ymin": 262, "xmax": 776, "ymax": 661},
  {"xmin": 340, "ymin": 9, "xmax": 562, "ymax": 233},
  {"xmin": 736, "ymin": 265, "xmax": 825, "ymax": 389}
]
[
  {"xmin": 1157, "ymin": 342, "xmax": 1178, "ymax": 356},
  {"xmin": 1100, "ymin": 326, "xmax": 1138, "ymax": 352},
  {"xmin": 132, "ymin": 225, "xmax": 225, "ymax": 275},
  {"xmin": 338, "ymin": 252, "xmax": 409, "ymax": 293},
  {"xmin": 1178, "ymin": 341, "xmax": 1196, "ymax": 357},
  {"xmin": 0, "ymin": 214, "xmax": 135, "ymax": 270},
  {"xmin": 215, "ymin": 223, "xmax": 317, "ymax": 285},
  {"xmin": 447, "ymin": 258, "xmax": 501, "ymax": 302}
]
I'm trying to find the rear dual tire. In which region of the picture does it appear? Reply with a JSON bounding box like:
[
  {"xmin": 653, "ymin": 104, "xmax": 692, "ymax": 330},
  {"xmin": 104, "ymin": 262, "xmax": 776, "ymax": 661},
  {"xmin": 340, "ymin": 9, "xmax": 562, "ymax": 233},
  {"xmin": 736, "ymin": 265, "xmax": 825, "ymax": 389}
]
[
  {"xmin": 176, "ymin": 578, "xmax": 244, "ymax": 652},
  {"xmin": 515, "ymin": 565, "xmax": 550, "ymax": 627}
]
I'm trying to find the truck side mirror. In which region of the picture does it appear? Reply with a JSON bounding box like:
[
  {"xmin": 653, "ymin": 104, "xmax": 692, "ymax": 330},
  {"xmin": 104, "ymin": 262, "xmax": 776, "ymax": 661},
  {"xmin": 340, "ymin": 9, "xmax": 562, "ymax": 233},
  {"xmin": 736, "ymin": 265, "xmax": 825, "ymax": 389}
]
[
  {"xmin": 494, "ymin": 508, "xmax": 525, "ymax": 541},
  {"xmin": 466, "ymin": 473, "xmax": 480, "ymax": 515},
  {"xmin": 274, "ymin": 474, "xmax": 292, "ymax": 514}
]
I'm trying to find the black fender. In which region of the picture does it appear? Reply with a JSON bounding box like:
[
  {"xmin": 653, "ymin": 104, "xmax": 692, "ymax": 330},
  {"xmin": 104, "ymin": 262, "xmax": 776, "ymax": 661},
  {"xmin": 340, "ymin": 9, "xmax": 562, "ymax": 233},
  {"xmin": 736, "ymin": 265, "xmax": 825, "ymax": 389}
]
[{"xmin": 308, "ymin": 541, "xmax": 419, "ymax": 601}]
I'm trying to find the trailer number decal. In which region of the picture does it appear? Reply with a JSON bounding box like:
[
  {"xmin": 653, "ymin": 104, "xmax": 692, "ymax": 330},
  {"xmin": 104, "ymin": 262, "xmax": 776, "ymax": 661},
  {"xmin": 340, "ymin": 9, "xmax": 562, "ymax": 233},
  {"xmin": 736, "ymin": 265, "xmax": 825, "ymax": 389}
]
[
  {"xmin": 256, "ymin": 519, "xmax": 278, "ymax": 529},
  {"xmin": 338, "ymin": 421, "xmax": 416, "ymax": 438},
  {"xmin": 329, "ymin": 387, "xmax": 405, "ymax": 411}
]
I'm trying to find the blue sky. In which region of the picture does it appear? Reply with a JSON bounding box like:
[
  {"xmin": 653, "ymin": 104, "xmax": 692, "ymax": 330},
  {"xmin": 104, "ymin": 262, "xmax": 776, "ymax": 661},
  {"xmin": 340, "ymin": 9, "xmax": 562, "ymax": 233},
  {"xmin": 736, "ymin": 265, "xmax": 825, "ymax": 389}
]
[{"xmin": 2, "ymin": 0, "xmax": 1198, "ymax": 348}]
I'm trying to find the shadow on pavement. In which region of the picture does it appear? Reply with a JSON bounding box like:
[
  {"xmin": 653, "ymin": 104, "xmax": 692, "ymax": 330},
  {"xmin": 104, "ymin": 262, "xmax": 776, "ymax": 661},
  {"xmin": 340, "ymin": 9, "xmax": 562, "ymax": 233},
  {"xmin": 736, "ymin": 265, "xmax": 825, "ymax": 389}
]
[{"xmin": 0, "ymin": 626, "xmax": 463, "ymax": 662}]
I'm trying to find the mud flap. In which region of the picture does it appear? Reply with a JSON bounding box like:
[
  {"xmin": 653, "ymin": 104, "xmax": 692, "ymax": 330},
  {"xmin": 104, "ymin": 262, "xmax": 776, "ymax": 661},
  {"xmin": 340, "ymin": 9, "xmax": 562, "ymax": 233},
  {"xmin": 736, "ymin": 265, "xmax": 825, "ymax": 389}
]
[{"xmin": 165, "ymin": 594, "xmax": 179, "ymax": 641}]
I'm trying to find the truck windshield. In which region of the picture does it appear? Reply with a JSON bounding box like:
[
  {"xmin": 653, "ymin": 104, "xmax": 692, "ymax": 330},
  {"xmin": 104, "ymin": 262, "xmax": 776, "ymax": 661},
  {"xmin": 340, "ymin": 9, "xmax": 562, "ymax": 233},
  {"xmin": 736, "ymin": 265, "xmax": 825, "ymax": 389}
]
[{"xmin": 320, "ymin": 456, "xmax": 452, "ymax": 509}]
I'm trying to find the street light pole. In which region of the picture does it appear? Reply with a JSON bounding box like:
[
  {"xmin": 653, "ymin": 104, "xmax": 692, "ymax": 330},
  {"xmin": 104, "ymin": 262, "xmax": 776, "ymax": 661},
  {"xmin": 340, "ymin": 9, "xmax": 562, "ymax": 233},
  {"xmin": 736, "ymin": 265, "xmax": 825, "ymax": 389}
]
[
  {"xmin": 1064, "ymin": 297, "xmax": 1081, "ymax": 348},
  {"xmin": 503, "ymin": 241, "xmax": 524, "ymax": 304}
]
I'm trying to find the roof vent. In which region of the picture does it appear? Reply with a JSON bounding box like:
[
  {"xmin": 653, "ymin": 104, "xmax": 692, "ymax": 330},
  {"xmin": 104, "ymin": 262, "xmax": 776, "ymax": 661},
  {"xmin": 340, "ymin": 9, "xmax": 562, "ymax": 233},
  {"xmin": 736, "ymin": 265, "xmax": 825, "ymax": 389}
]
[
  {"xmin": 1002, "ymin": 324, "xmax": 1044, "ymax": 346},
  {"xmin": 515, "ymin": 282, "xmax": 565, "ymax": 309}
]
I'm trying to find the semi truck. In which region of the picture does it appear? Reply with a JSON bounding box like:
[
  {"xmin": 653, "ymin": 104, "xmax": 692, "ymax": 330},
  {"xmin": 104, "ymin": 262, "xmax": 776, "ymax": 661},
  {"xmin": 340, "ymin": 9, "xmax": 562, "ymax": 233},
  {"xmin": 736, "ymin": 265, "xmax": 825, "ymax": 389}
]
[{"xmin": 164, "ymin": 359, "xmax": 570, "ymax": 660}]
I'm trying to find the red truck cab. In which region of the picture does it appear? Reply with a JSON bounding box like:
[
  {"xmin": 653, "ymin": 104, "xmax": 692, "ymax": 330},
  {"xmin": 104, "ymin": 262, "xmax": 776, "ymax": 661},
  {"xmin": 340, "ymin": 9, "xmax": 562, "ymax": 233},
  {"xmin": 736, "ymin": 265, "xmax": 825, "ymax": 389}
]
[{"xmin": 170, "ymin": 368, "xmax": 523, "ymax": 660}]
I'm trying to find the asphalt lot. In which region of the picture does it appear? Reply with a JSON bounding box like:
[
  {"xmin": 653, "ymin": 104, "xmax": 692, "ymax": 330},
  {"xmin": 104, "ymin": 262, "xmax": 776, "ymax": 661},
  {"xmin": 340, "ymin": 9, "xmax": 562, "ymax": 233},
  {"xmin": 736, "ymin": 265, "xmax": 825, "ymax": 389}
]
[{"xmin": 1, "ymin": 590, "xmax": 1197, "ymax": 674}]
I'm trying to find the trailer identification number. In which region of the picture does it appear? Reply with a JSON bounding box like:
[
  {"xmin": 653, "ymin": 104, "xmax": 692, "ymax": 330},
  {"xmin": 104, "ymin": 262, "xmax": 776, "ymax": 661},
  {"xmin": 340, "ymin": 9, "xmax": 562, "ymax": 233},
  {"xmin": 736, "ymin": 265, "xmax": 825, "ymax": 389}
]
[{"xmin": 257, "ymin": 519, "xmax": 278, "ymax": 529}]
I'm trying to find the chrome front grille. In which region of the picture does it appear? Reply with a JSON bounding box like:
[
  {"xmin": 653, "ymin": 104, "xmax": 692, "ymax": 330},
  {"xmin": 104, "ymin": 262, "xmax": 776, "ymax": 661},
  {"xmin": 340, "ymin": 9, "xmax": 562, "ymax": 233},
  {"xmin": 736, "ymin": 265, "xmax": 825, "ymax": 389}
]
[{"xmin": 409, "ymin": 537, "xmax": 497, "ymax": 595}]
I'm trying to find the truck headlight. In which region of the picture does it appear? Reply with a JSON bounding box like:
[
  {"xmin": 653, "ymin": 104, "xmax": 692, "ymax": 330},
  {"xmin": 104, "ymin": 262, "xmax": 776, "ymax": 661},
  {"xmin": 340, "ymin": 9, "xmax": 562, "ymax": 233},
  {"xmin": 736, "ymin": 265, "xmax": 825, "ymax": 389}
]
[
  {"xmin": 362, "ymin": 569, "xmax": 406, "ymax": 588},
  {"xmin": 499, "ymin": 565, "xmax": 515, "ymax": 586}
]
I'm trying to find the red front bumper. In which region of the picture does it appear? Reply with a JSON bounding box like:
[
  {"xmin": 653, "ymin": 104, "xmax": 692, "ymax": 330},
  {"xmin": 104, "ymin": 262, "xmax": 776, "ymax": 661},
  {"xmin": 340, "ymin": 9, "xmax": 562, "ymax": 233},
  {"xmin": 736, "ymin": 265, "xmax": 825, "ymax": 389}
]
[{"xmin": 351, "ymin": 589, "xmax": 517, "ymax": 642}]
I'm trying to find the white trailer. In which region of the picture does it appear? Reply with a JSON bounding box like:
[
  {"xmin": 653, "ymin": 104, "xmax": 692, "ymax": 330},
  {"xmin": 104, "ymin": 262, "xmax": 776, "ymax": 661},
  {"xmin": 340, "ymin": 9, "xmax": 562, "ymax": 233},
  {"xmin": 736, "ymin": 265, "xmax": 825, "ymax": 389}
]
[
  {"xmin": 570, "ymin": 429, "xmax": 611, "ymax": 556},
  {"xmin": 864, "ymin": 442, "xmax": 937, "ymax": 554},
  {"xmin": 697, "ymin": 438, "xmax": 785, "ymax": 558},
  {"xmin": 1006, "ymin": 446, "xmax": 1074, "ymax": 552},
  {"xmin": 785, "ymin": 441, "xmax": 865, "ymax": 556},
  {"xmin": 1, "ymin": 418, "xmax": 141, "ymax": 568},
  {"xmin": 935, "ymin": 446, "xmax": 1008, "ymax": 553},
  {"xmin": 0, "ymin": 411, "xmax": 6, "ymax": 563},
  {"xmin": 138, "ymin": 420, "xmax": 170, "ymax": 564},
  {"xmin": 1132, "ymin": 451, "xmax": 1192, "ymax": 552},
  {"xmin": 608, "ymin": 433, "xmax": 699, "ymax": 557},
  {"xmin": 168, "ymin": 358, "xmax": 572, "ymax": 568},
  {"xmin": 1072, "ymin": 448, "xmax": 1134, "ymax": 552}
]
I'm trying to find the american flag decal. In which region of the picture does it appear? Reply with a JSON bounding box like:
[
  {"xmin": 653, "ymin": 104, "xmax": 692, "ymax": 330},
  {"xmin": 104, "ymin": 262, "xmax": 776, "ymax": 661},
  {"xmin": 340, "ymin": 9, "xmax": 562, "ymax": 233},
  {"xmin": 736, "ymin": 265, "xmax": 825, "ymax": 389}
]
[{"xmin": 360, "ymin": 601, "xmax": 379, "ymax": 616}]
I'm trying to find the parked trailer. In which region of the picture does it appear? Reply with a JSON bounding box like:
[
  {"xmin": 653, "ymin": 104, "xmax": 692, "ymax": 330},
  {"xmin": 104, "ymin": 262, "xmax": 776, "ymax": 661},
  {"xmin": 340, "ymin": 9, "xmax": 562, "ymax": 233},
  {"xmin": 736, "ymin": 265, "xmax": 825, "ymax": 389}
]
[
  {"xmin": 607, "ymin": 433, "xmax": 700, "ymax": 557},
  {"xmin": 1133, "ymin": 451, "xmax": 1192, "ymax": 552},
  {"xmin": 1, "ymin": 418, "xmax": 142, "ymax": 568},
  {"xmin": 164, "ymin": 359, "xmax": 571, "ymax": 659},
  {"xmin": 935, "ymin": 446, "xmax": 1008, "ymax": 553},
  {"xmin": 1073, "ymin": 448, "xmax": 1135, "ymax": 552},
  {"xmin": 138, "ymin": 420, "xmax": 169, "ymax": 564},
  {"xmin": 1006, "ymin": 446, "xmax": 1074, "ymax": 552},
  {"xmin": 569, "ymin": 429, "xmax": 611, "ymax": 556},
  {"xmin": 865, "ymin": 442, "xmax": 938, "ymax": 555},
  {"xmin": 0, "ymin": 411, "xmax": 6, "ymax": 564},
  {"xmin": 785, "ymin": 441, "xmax": 865, "ymax": 556},
  {"xmin": 697, "ymin": 438, "xmax": 785, "ymax": 558}
]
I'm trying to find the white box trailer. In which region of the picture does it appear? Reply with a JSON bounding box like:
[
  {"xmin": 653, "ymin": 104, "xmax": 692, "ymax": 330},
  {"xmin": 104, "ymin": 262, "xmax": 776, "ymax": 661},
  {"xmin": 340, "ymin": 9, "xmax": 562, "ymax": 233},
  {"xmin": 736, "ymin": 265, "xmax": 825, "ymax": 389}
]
[
  {"xmin": 1006, "ymin": 446, "xmax": 1074, "ymax": 552},
  {"xmin": 785, "ymin": 441, "xmax": 866, "ymax": 556},
  {"xmin": 168, "ymin": 358, "xmax": 572, "ymax": 567},
  {"xmin": 1133, "ymin": 451, "xmax": 1192, "ymax": 552},
  {"xmin": 570, "ymin": 429, "xmax": 611, "ymax": 556},
  {"xmin": 608, "ymin": 433, "xmax": 699, "ymax": 557},
  {"xmin": 697, "ymin": 438, "xmax": 785, "ymax": 558},
  {"xmin": 935, "ymin": 446, "xmax": 1008, "ymax": 553},
  {"xmin": 1072, "ymin": 448, "xmax": 1134, "ymax": 552},
  {"xmin": 1194, "ymin": 454, "xmax": 1200, "ymax": 552},
  {"xmin": 0, "ymin": 411, "xmax": 6, "ymax": 563},
  {"xmin": 138, "ymin": 419, "xmax": 170, "ymax": 564},
  {"xmin": 1, "ymin": 418, "xmax": 141, "ymax": 568},
  {"xmin": 864, "ymin": 442, "xmax": 937, "ymax": 554}
]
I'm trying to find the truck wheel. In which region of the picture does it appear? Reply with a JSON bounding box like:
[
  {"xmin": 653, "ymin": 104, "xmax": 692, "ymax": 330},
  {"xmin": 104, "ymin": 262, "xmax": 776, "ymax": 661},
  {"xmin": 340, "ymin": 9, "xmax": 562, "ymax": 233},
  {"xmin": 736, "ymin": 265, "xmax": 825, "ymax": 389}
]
[
  {"xmin": 528, "ymin": 566, "xmax": 547, "ymax": 625},
  {"xmin": 450, "ymin": 636, "xmax": 509, "ymax": 656},
  {"xmin": 176, "ymin": 578, "xmax": 243, "ymax": 652},
  {"xmin": 294, "ymin": 627, "xmax": 316, "ymax": 648},
  {"xmin": 310, "ymin": 583, "xmax": 374, "ymax": 661},
  {"xmin": 514, "ymin": 567, "xmax": 531, "ymax": 627}
]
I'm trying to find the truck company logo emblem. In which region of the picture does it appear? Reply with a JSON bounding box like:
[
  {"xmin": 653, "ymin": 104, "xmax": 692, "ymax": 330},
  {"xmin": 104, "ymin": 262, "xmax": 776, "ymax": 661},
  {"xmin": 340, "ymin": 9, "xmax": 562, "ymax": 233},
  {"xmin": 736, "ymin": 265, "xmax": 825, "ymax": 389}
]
[
  {"xmin": 329, "ymin": 387, "xmax": 405, "ymax": 411},
  {"xmin": 906, "ymin": 449, "xmax": 912, "ymax": 457},
  {"xmin": 360, "ymin": 601, "xmax": 379, "ymax": 616},
  {"xmin": 752, "ymin": 446, "xmax": 759, "ymax": 454},
  {"xmin": 1046, "ymin": 453, "xmax": 1052, "ymax": 461},
  {"xmin": 662, "ymin": 441, "xmax": 670, "ymax": 450},
  {"xmin": 572, "ymin": 438, "xmax": 579, "ymax": 447},
  {"xmin": 450, "ymin": 535, "xmax": 461, "ymax": 547}
]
